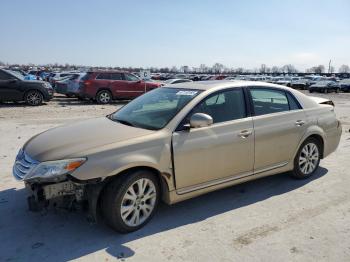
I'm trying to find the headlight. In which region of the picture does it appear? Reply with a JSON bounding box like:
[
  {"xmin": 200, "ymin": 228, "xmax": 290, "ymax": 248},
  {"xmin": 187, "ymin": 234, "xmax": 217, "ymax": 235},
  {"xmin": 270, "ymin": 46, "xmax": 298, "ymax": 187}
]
[
  {"xmin": 24, "ymin": 158, "xmax": 86, "ymax": 180},
  {"xmin": 43, "ymin": 82, "xmax": 52, "ymax": 89}
]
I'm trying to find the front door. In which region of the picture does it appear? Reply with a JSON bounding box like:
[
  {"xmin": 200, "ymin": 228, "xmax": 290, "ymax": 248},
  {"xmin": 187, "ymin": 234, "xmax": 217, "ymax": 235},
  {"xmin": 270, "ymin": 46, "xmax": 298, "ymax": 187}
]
[
  {"xmin": 115, "ymin": 73, "xmax": 145, "ymax": 99},
  {"xmin": 172, "ymin": 88, "xmax": 254, "ymax": 190}
]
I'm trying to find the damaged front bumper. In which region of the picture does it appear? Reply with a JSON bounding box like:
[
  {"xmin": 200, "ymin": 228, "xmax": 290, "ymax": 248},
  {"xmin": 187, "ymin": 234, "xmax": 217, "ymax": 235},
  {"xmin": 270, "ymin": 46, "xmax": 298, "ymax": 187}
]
[
  {"xmin": 24, "ymin": 177, "xmax": 105, "ymax": 222},
  {"xmin": 25, "ymin": 179, "xmax": 86, "ymax": 212}
]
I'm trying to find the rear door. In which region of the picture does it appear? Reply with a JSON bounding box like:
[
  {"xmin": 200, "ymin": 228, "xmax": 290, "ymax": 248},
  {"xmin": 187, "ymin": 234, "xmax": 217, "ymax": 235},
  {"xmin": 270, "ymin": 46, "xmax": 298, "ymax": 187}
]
[
  {"xmin": 94, "ymin": 73, "xmax": 112, "ymax": 94},
  {"xmin": 249, "ymin": 87, "xmax": 307, "ymax": 171},
  {"xmin": 108, "ymin": 72, "xmax": 124, "ymax": 98}
]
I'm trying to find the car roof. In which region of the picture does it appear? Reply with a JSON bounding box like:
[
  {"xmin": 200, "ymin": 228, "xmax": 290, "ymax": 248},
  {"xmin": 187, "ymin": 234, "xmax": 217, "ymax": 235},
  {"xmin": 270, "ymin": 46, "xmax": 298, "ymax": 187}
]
[
  {"xmin": 163, "ymin": 80, "xmax": 293, "ymax": 91},
  {"xmin": 87, "ymin": 70, "xmax": 128, "ymax": 74}
]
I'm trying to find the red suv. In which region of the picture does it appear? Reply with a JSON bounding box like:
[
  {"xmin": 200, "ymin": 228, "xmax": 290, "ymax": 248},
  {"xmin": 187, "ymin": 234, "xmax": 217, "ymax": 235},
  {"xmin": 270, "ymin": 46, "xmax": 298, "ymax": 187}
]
[{"xmin": 79, "ymin": 71, "xmax": 162, "ymax": 104}]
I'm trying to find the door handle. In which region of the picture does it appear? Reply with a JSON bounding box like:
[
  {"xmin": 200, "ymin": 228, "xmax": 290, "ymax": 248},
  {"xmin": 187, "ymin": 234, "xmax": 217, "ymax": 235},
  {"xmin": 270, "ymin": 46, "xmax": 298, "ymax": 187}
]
[
  {"xmin": 238, "ymin": 129, "xmax": 252, "ymax": 138},
  {"xmin": 295, "ymin": 120, "xmax": 305, "ymax": 126}
]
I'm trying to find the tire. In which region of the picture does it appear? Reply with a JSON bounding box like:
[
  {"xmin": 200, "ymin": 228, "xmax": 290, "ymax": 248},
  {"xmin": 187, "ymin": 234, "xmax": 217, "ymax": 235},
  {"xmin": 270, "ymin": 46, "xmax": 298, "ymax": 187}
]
[
  {"xmin": 291, "ymin": 137, "xmax": 321, "ymax": 179},
  {"xmin": 96, "ymin": 90, "xmax": 112, "ymax": 104},
  {"xmin": 101, "ymin": 170, "xmax": 160, "ymax": 233},
  {"xmin": 66, "ymin": 94, "xmax": 74, "ymax": 98},
  {"xmin": 309, "ymin": 90, "xmax": 313, "ymax": 93},
  {"xmin": 25, "ymin": 90, "xmax": 43, "ymax": 106}
]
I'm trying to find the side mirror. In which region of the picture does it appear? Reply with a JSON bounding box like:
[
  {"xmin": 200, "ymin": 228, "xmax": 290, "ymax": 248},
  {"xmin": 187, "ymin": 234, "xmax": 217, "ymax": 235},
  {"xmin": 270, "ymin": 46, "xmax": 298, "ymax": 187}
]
[{"xmin": 189, "ymin": 113, "xmax": 213, "ymax": 128}]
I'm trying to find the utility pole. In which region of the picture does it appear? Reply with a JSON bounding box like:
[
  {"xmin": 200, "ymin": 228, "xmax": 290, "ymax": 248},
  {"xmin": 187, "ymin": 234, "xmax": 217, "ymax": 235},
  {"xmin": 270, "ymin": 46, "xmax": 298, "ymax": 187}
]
[{"xmin": 328, "ymin": 60, "xmax": 332, "ymax": 74}]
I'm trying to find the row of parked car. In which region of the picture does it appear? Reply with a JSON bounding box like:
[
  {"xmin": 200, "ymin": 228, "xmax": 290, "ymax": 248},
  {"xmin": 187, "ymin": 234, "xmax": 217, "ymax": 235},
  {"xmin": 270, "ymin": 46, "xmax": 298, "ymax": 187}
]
[{"xmin": 1, "ymin": 68, "xmax": 350, "ymax": 106}]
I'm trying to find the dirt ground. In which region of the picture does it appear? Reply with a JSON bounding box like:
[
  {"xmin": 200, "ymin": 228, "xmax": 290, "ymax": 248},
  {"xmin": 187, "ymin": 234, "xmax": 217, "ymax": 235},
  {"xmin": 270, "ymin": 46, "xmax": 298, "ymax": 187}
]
[{"xmin": 0, "ymin": 91, "xmax": 350, "ymax": 262}]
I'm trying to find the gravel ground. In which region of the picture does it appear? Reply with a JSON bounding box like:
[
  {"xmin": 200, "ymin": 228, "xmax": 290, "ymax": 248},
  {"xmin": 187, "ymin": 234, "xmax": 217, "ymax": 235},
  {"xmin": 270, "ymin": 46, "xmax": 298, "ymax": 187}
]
[{"xmin": 0, "ymin": 91, "xmax": 349, "ymax": 262}]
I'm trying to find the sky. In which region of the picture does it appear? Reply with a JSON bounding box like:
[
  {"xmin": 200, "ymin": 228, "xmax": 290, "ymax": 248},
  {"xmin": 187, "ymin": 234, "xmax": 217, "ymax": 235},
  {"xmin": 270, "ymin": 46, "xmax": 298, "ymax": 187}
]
[{"xmin": 0, "ymin": 0, "xmax": 349, "ymax": 71}]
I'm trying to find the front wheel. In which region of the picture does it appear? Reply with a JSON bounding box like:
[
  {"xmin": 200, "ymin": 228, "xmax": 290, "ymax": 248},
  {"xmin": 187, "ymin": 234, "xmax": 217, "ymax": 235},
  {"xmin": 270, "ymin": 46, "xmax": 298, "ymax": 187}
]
[
  {"xmin": 25, "ymin": 90, "xmax": 43, "ymax": 106},
  {"xmin": 291, "ymin": 138, "xmax": 321, "ymax": 179},
  {"xmin": 101, "ymin": 170, "xmax": 160, "ymax": 233}
]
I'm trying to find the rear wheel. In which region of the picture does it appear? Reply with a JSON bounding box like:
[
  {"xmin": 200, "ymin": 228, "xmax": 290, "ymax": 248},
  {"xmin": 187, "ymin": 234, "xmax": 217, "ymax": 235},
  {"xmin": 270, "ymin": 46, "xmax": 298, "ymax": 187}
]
[
  {"xmin": 25, "ymin": 90, "xmax": 43, "ymax": 106},
  {"xmin": 101, "ymin": 170, "xmax": 160, "ymax": 233},
  {"xmin": 291, "ymin": 138, "xmax": 321, "ymax": 179},
  {"xmin": 96, "ymin": 90, "xmax": 112, "ymax": 104}
]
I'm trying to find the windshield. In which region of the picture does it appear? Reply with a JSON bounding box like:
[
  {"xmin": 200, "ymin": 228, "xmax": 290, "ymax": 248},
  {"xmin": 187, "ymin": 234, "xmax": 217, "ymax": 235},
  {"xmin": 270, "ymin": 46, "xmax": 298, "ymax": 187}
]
[
  {"xmin": 110, "ymin": 87, "xmax": 201, "ymax": 130},
  {"xmin": 316, "ymin": 81, "xmax": 331, "ymax": 86}
]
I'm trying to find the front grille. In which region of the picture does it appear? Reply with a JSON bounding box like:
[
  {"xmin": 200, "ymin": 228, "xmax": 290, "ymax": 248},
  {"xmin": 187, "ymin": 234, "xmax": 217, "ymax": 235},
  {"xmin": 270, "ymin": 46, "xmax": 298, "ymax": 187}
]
[{"xmin": 13, "ymin": 149, "xmax": 39, "ymax": 180}]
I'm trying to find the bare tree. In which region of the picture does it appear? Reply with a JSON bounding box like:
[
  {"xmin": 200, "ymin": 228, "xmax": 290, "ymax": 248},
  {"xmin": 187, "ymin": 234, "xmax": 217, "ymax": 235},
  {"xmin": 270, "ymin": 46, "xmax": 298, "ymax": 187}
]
[
  {"xmin": 339, "ymin": 64, "xmax": 350, "ymax": 73},
  {"xmin": 271, "ymin": 66, "xmax": 280, "ymax": 74},
  {"xmin": 259, "ymin": 64, "xmax": 267, "ymax": 74},
  {"xmin": 212, "ymin": 63, "xmax": 224, "ymax": 74},
  {"xmin": 281, "ymin": 64, "xmax": 297, "ymax": 74},
  {"xmin": 306, "ymin": 65, "xmax": 325, "ymax": 74}
]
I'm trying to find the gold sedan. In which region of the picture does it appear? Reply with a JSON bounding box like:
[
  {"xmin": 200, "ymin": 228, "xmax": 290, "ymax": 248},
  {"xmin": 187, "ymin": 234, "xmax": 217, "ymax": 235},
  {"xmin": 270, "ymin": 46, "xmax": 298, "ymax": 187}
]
[{"xmin": 14, "ymin": 81, "xmax": 342, "ymax": 232}]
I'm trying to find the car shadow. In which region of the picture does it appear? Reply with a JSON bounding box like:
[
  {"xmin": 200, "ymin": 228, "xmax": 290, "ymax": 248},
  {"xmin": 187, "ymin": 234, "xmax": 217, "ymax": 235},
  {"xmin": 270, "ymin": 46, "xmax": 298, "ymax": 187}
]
[
  {"xmin": 0, "ymin": 167, "xmax": 328, "ymax": 261},
  {"xmin": 54, "ymin": 96, "xmax": 130, "ymax": 107},
  {"xmin": 0, "ymin": 101, "xmax": 49, "ymax": 108}
]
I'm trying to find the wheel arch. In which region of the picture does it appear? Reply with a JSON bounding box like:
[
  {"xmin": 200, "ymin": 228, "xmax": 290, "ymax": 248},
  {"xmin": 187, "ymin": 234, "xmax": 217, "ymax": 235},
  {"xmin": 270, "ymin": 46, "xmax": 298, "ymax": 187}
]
[
  {"xmin": 96, "ymin": 88, "xmax": 112, "ymax": 96},
  {"xmin": 294, "ymin": 128, "xmax": 325, "ymax": 161},
  {"xmin": 92, "ymin": 165, "xmax": 171, "ymax": 222}
]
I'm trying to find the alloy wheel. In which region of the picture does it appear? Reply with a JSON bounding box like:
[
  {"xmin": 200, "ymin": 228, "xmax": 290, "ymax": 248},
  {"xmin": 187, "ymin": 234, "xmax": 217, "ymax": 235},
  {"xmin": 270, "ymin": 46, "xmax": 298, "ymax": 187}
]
[
  {"xmin": 98, "ymin": 92, "xmax": 111, "ymax": 103},
  {"xmin": 299, "ymin": 142, "xmax": 319, "ymax": 175},
  {"xmin": 26, "ymin": 91, "xmax": 42, "ymax": 105},
  {"xmin": 120, "ymin": 178, "xmax": 157, "ymax": 227}
]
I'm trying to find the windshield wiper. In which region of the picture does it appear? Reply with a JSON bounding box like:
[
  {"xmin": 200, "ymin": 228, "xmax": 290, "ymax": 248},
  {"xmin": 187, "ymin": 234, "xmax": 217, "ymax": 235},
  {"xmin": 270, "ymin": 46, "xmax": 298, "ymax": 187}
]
[{"xmin": 114, "ymin": 118, "xmax": 135, "ymax": 127}]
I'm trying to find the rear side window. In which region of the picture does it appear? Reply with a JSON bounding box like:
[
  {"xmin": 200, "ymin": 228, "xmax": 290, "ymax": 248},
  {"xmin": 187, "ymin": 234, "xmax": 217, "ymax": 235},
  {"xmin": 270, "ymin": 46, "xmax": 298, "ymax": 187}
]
[
  {"xmin": 286, "ymin": 92, "xmax": 301, "ymax": 110},
  {"xmin": 81, "ymin": 72, "xmax": 93, "ymax": 81},
  {"xmin": 250, "ymin": 88, "xmax": 290, "ymax": 116},
  {"xmin": 96, "ymin": 73, "xmax": 111, "ymax": 80}
]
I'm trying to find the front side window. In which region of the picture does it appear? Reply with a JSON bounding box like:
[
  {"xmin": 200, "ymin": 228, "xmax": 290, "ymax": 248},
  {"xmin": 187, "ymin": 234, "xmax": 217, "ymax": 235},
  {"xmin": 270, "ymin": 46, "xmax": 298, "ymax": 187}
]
[
  {"xmin": 250, "ymin": 88, "xmax": 295, "ymax": 116},
  {"xmin": 110, "ymin": 88, "xmax": 201, "ymax": 130},
  {"xmin": 124, "ymin": 73, "xmax": 140, "ymax": 81},
  {"xmin": 0, "ymin": 71, "xmax": 11, "ymax": 80},
  {"xmin": 188, "ymin": 89, "xmax": 246, "ymax": 124},
  {"xmin": 110, "ymin": 73, "xmax": 123, "ymax": 80}
]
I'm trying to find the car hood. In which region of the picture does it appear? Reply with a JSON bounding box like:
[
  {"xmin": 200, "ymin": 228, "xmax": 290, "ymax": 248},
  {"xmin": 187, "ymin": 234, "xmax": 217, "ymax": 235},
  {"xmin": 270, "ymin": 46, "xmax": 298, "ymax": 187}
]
[{"xmin": 24, "ymin": 117, "xmax": 155, "ymax": 162}]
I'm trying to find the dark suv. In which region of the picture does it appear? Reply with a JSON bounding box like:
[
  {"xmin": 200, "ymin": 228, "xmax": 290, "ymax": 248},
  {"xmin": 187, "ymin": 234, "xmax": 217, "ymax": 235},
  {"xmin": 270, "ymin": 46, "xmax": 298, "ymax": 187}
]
[
  {"xmin": 0, "ymin": 69, "xmax": 54, "ymax": 105},
  {"xmin": 78, "ymin": 71, "xmax": 162, "ymax": 104}
]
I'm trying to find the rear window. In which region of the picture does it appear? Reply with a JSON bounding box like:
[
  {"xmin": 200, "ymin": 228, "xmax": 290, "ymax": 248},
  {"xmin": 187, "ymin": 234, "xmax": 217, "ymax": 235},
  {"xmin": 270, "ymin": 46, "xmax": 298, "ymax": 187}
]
[{"xmin": 81, "ymin": 72, "xmax": 93, "ymax": 81}]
